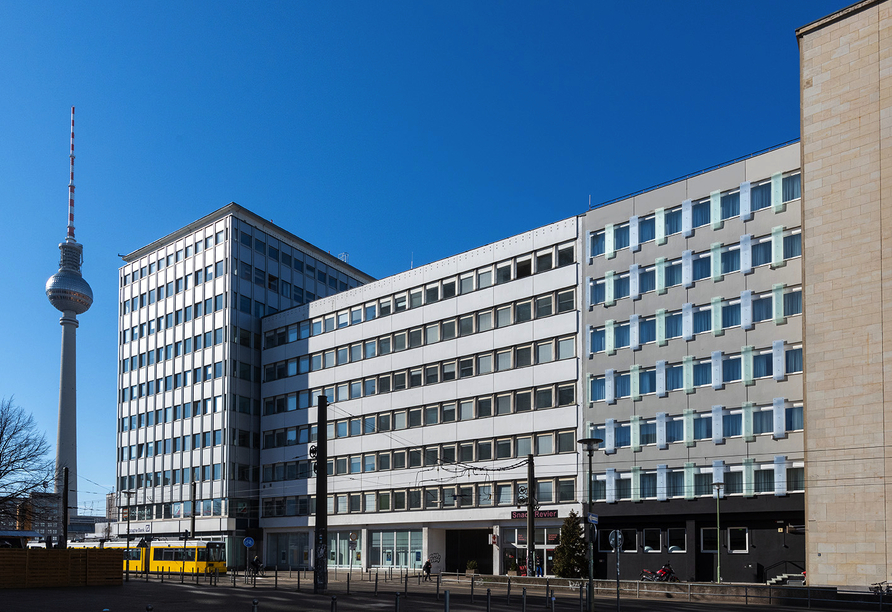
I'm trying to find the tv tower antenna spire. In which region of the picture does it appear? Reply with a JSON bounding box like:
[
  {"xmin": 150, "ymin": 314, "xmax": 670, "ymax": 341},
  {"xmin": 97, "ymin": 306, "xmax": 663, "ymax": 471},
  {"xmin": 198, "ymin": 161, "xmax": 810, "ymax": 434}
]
[{"xmin": 67, "ymin": 106, "xmax": 76, "ymax": 240}]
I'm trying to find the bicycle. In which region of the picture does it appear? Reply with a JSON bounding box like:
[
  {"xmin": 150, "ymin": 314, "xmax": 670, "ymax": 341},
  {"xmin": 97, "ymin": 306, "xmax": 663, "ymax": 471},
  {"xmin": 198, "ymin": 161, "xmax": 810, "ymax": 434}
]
[
  {"xmin": 250, "ymin": 564, "xmax": 266, "ymax": 578},
  {"xmin": 871, "ymin": 581, "xmax": 891, "ymax": 595}
]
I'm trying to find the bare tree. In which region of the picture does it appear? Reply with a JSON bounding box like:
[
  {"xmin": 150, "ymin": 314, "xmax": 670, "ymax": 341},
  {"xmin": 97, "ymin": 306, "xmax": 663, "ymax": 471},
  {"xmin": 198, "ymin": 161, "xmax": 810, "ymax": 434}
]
[{"xmin": 0, "ymin": 397, "xmax": 54, "ymax": 525}]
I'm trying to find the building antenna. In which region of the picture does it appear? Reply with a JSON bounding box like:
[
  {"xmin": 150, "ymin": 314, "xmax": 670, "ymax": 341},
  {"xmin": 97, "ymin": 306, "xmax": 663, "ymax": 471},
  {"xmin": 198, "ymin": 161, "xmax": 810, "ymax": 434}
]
[{"xmin": 67, "ymin": 106, "xmax": 76, "ymax": 241}]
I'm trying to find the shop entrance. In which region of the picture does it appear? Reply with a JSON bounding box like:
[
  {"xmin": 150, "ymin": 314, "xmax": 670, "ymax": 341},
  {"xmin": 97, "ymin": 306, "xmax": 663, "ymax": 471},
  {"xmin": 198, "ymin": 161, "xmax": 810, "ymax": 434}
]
[{"xmin": 445, "ymin": 529, "xmax": 492, "ymax": 574}]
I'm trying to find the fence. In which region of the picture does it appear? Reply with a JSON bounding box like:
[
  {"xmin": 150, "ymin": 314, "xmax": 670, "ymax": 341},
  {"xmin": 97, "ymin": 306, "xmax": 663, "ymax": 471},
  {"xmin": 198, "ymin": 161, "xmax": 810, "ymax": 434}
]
[
  {"xmin": 116, "ymin": 566, "xmax": 892, "ymax": 610},
  {"xmin": 0, "ymin": 548, "xmax": 123, "ymax": 588}
]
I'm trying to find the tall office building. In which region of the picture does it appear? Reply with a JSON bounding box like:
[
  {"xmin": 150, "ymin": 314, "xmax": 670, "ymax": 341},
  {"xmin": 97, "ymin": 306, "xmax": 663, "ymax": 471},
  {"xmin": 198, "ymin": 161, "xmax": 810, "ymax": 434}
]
[{"xmin": 115, "ymin": 204, "xmax": 372, "ymax": 563}]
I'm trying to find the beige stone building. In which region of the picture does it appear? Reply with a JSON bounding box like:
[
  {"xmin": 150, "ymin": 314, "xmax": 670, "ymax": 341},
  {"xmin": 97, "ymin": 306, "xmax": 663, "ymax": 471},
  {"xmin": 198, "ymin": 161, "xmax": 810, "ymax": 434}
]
[{"xmin": 798, "ymin": 0, "xmax": 892, "ymax": 588}]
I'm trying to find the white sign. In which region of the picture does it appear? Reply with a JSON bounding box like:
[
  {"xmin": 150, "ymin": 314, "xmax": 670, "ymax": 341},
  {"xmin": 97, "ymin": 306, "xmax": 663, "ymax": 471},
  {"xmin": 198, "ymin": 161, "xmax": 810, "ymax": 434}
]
[{"xmin": 127, "ymin": 523, "xmax": 152, "ymax": 534}]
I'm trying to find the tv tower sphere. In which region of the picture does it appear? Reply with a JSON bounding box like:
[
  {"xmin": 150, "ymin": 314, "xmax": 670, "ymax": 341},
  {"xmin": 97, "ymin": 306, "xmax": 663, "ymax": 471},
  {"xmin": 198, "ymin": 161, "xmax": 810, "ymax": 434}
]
[{"xmin": 46, "ymin": 241, "xmax": 93, "ymax": 314}]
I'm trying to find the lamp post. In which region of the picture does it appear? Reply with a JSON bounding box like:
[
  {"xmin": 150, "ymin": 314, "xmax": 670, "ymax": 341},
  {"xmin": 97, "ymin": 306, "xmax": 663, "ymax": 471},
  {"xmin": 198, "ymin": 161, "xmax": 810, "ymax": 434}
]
[
  {"xmin": 121, "ymin": 490, "xmax": 135, "ymax": 582},
  {"xmin": 713, "ymin": 482, "xmax": 724, "ymax": 584},
  {"xmin": 578, "ymin": 437, "xmax": 603, "ymax": 612}
]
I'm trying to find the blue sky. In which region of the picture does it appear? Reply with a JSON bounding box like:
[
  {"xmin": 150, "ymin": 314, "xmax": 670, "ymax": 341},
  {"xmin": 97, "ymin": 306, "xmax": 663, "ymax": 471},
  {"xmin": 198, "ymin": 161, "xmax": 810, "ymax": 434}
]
[{"xmin": 0, "ymin": 1, "xmax": 848, "ymax": 516}]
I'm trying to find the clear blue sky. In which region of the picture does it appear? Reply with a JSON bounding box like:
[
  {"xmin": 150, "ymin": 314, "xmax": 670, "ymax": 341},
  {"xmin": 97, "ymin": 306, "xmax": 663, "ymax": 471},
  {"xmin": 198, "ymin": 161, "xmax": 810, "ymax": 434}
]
[{"xmin": 0, "ymin": 1, "xmax": 848, "ymax": 516}]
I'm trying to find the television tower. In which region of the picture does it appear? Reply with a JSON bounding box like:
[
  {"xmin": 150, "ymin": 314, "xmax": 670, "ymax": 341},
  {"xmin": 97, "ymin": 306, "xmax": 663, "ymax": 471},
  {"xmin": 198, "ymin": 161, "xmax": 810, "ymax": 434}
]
[{"xmin": 45, "ymin": 107, "xmax": 93, "ymax": 521}]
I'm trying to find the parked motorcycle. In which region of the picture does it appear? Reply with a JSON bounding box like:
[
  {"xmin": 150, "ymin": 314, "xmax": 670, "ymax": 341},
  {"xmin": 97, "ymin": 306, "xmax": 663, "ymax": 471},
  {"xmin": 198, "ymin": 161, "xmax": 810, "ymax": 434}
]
[{"xmin": 640, "ymin": 562, "xmax": 680, "ymax": 582}]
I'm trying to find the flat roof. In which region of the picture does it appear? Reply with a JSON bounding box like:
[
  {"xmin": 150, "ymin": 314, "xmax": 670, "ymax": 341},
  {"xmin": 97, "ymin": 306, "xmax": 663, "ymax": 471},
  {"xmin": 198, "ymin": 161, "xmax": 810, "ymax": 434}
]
[{"xmin": 120, "ymin": 202, "xmax": 374, "ymax": 283}]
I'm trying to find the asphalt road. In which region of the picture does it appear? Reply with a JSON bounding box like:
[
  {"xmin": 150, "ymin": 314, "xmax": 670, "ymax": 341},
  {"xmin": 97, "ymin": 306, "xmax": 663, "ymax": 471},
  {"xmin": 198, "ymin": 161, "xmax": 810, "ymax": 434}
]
[{"xmin": 3, "ymin": 574, "xmax": 880, "ymax": 612}]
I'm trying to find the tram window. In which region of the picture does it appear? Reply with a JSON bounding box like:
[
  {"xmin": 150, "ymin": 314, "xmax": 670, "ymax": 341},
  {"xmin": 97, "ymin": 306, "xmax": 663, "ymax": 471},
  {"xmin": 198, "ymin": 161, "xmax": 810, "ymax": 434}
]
[{"xmin": 197, "ymin": 549, "xmax": 207, "ymax": 562}]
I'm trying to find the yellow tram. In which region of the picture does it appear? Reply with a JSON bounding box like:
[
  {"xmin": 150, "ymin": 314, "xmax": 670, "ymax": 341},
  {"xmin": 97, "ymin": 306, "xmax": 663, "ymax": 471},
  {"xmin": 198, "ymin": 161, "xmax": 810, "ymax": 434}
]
[{"xmin": 68, "ymin": 539, "xmax": 227, "ymax": 574}]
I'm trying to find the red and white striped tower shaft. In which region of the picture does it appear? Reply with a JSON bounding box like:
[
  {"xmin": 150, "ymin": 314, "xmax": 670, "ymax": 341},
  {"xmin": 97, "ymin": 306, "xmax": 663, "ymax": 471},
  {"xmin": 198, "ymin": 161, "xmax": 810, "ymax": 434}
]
[{"xmin": 67, "ymin": 106, "xmax": 75, "ymax": 240}]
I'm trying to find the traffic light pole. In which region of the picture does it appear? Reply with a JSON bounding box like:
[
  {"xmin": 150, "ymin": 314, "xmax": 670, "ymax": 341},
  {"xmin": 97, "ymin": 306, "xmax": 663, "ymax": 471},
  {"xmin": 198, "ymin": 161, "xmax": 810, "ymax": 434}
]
[{"xmin": 314, "ymin": 395, "xmax": 329, "ymax": 594}]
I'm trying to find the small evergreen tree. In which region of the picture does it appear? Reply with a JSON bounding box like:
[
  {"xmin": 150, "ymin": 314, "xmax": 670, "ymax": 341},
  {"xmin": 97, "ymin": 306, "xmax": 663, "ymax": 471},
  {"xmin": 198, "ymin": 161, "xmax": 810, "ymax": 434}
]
[{"xmin": 552, "ymin": 510, "xmax": 587, "ymax": 578}]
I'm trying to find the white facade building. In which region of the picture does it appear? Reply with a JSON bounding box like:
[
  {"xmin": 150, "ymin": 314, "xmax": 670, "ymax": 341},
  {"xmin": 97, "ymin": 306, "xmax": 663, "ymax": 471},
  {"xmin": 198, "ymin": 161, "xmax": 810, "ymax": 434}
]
[
  {"xmin": 260, "ymin": 218, "xmax": 581, "ymax": 574},
  {"xmin": 116, "ymin": 204, "xmax": 372, "ymax": 564}
]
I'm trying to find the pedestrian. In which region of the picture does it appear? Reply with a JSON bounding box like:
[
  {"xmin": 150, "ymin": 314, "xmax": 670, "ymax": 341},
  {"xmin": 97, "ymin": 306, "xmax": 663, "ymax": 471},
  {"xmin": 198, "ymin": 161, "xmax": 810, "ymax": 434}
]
[{"xmin": 423, "ymin": 558, "xmax": 432, "ymax": 581}]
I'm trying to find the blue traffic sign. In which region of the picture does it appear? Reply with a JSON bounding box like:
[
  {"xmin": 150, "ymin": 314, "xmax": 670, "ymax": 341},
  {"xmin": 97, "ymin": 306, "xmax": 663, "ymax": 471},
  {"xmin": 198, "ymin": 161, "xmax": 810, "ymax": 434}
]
[
  {"xmin": 243, "ymin": 537, "xmax": 255, "ymax": 548},
  {"xmin": 587, "ymin": 513, "xmax": 599, "ymax": 525}
]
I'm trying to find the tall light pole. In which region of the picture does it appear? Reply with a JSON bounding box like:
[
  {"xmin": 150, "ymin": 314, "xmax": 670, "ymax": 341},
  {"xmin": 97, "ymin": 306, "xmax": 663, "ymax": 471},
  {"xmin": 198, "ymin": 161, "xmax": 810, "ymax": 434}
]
[
  {"xmin": 121, "ymin": 490, "xmax": 135, "ymax": 582},
  {"xmin": 578, "ymin": 437, "xmax": 602, "ymax": 612},
  {"xmin": 713, "ymin": 482, "xmax": 724, "ymax": 584}
]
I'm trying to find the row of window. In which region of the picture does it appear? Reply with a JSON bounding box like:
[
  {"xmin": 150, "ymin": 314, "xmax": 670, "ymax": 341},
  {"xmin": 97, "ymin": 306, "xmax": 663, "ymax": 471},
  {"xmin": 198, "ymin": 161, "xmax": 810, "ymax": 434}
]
[
  {"xmin": 120, "ymin": 429, "xmax": 223, "ymax": 461},
  {"xmin": 119, "ymin": 396, "xmax": 227, "ymax": 431},
  {"xmin": 118, "ymin": 463, "xmax": 224, "ymax": 490},
  {"xmin": 594, "ymin": 465, "xmax": 804, "ymax": 502},
  {"xmin": 589, "ymin": 172, "xmax": 801, "ymax": 259},
  {"xmin": 263, "ymin": 429, "xmax": 578, "ymax": 482},
  {"xmin": 262, "ymin": 477, "xmax": 576, "ymax": 518},
  {"xmin": 235, "ymin": 225, "xmax": 355, "ymax": 291},
  {"xmin": 594, "ymin": 527, "xmax": 756, "ymax": 556},
  {"xmin": 120, "ymin": 361, "xmax": 225, "ymax": 402},
  {"xmin": 590, "ymin": 345, "xmax": 803, "ymax": 402},
  {"xmin": 122, "ymin": 261, "xmax": 226, "ymax": 315},
  {"xmin": 590, "ymin": 288, "xmax": 802, "ymax": 353},
  {"xmin": 121, "ymin": 326, "xmax": 225, "ymax": 374},
  {"xmin": 118, "ymin": 499, "xmax": 231, "ymax": 521},
  {"xmin": 122, "ymin": 230, "xmax": 225, "ymax": 286},
  {"xmin": 266, "ymin": 288, "xmax": 575, "ymax": 364},
  {"xmin": 268, "ymin": 335, "xmax": 577, "ymax": 409},
  {"xmin": 120, "ymin": 295, "xmax": 227, "ymax": 346},
  {"xmin": 263, "ymin": 384, "xmax": 576, "ymax": 448},
  {"xmin": 592, "ymin": 404, "xmax": 803, "ymax": 453},
  {"xmin": 265, "ymin": 242, "xmax": 576, "ymax": 345},
  {"xmin": 589, "ymin": 230, "xmax": 801, "ymax": 306}
]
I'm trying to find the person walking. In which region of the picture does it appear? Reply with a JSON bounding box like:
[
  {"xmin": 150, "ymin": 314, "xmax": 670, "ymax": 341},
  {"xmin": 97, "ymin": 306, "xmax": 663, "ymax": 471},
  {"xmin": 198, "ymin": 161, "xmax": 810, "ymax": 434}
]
[{"xmin": 423, "ymin": 559, "xmax": 432, "ymax": 581}]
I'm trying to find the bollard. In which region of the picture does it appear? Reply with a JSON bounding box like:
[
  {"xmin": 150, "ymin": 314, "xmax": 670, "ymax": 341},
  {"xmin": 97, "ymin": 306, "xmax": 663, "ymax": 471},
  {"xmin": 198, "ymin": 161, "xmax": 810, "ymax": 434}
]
[
  {"xmin": 347, "ymin": 572, "xmax": 351, "ymax": 595},
  {"xmin": 507, "ymin": 577, "xmax": 511, "ymax": 604},
  {"xmin": 444, "ymin": 590, "xmax": 450, "ymax": 612},
  {"xmin": 147, "ymin": 606, "xmax": 153, "ymax": 612},
  {"xmin": 404, "ymin": 572, "xmax": 408, "ymax": 596},
  {"xmin": 252, "ymin": 599, "xmax": 259, "ymax": 612},
  {"xmin": 161, "ymin": 568, "xmax": 164, "ymax": 583},
  {"xmin": 436, "ymin": 573, "xmax": 440, "ymax": 600},
  {"xmin": 550, "ymin": 589, "xmax": 555, "ymax": 611},
  {"xmin": 181, "ymin": 567, "xmax": 184, "ymax": 584},
  {"xmin": 375, "ymin": 572, "xmax": 379, "ymax": 596},
  {"xmin": 275, "ymin": 566, "xmax": 278, "ymax": 589},
  {"xmin": 297, "ymin": 568, "xmax": 300, "ymax": 592},
  {"xmin": 579, "ymin": 583, "xmax": 584, "ymax": 612},
  {"xmin": 395, "ymin": 592, "xmax": 401, "ymax": 612},
  {"xmin": 331, "ymin": 595, "xmax": 337, "ymax": 612},
  {"xmin": 523, "ymin": 587, "xmax": 527, "ymax": 612},
  {"xmin": 471, "ymin": 577, "xmax": 475, "ymax": 603},
  {"xmin": 487, "ymin": 588, "xmax": 492, "ymax": 612}
]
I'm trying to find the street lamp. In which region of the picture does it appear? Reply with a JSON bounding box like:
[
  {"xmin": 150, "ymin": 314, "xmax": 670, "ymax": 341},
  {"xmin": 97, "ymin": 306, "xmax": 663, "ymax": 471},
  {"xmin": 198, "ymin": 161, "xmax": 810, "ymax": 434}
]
[
  {"xmin": 121, "ymin": 490, "xmax": 135, "ymax": 582},
  {"xmin": 713, "ymin": 482, "xmax": 724, "ymax": 584},
  {"xmin": 578, "ymin": 437, "xmax": 603, "ymax": 612}
]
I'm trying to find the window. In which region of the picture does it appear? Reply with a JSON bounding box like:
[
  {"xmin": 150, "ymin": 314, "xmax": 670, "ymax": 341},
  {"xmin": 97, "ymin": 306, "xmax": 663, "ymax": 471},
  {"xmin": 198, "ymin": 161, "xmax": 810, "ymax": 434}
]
[
  {"xmin": 786, "ymin": 348, "xmax": 803, "ymax": 374},
  {"xmin": 692, "ymin": 200, "xmax": 710, "ymax": 227},
  {"xmin": 667, "ymin": 528, "xmax": 686, "ymax": 553},
  {"xmin": 752, "ymin": 182, "xmax": 771, "ymax": 211},
  {"xmin": 701, "ymin": 528, "xmax": 718, "ymax": 553},
  {"xmin": 721, "ymin": 192, "xmax": 740, "ymax": 219},
  {"xmin": 591, "ymin": 231, "xmax": 605, "ymax": 257},
  {"xmin": 643, "ymin": 528, "xmax": 661, "ymax": 552},
  {"xmin": 784, "ymin": 290, "xmax": 802, "ymax": 316},
  {"xmin": 665, "ymin": 209, "xmax": 681, "ymax": 235},
  {"xmin": 693, "ymin": 255, "xmax": 711, "ymax": 281}
]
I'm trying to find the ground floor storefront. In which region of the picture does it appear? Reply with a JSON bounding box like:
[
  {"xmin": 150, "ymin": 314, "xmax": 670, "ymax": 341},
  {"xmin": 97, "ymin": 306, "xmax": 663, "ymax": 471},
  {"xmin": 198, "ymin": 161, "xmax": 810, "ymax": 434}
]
[
  {"xmin": 589, "ymin": 494, "xmax": 805, "ymax": 583},
  {"xmin": 262, "ymin": 513, "xmax": 568, "ymax": 576}
]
